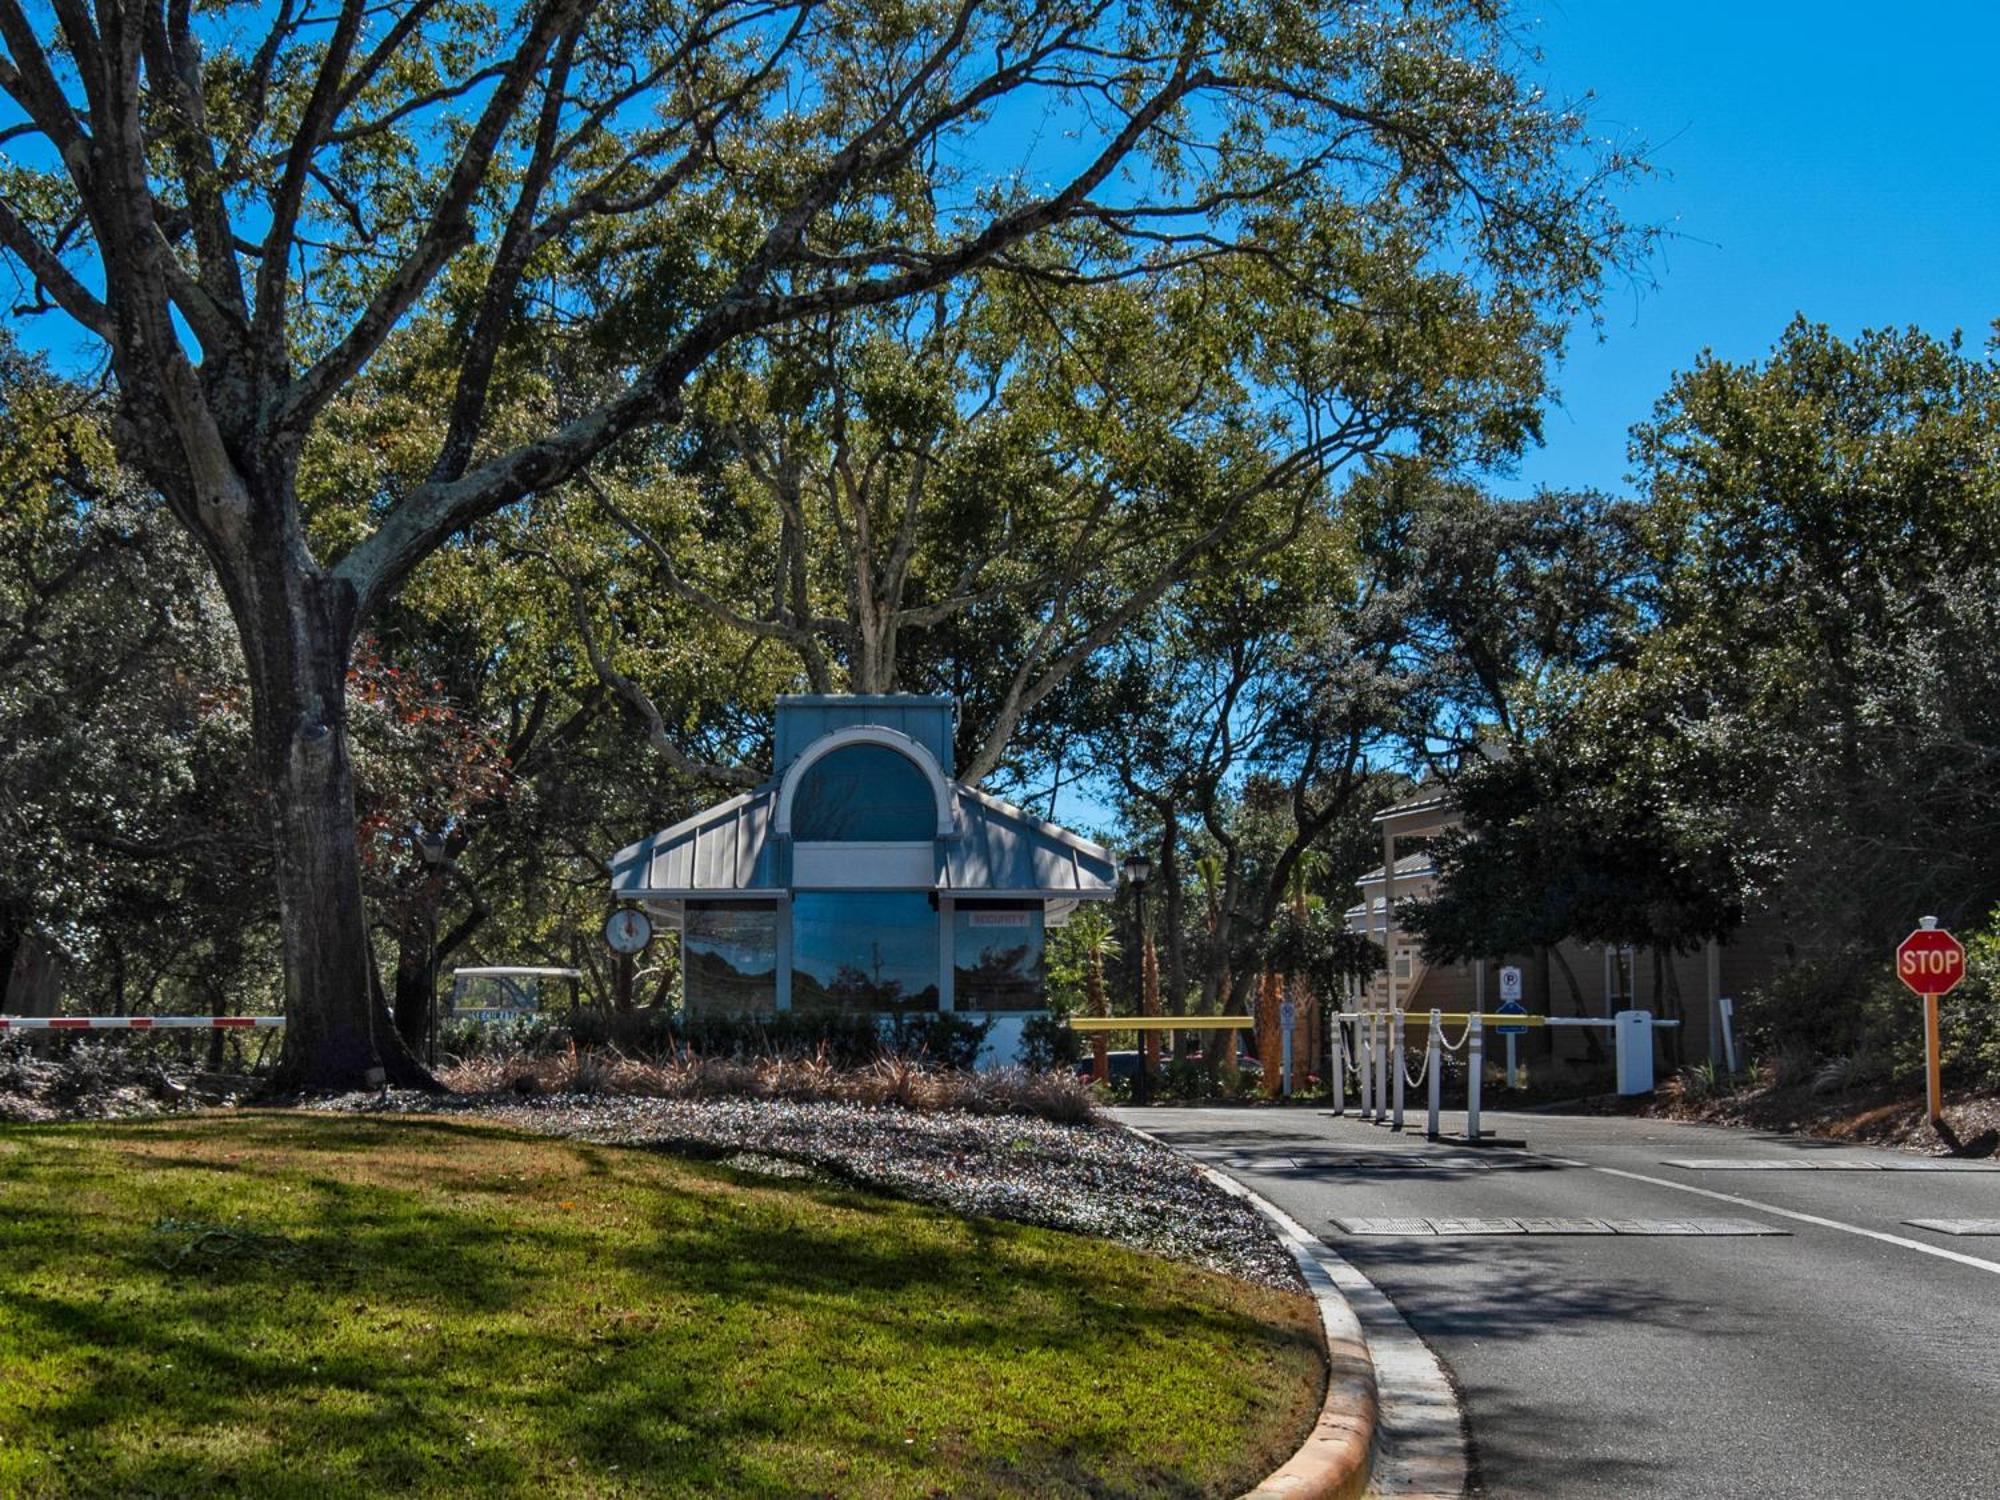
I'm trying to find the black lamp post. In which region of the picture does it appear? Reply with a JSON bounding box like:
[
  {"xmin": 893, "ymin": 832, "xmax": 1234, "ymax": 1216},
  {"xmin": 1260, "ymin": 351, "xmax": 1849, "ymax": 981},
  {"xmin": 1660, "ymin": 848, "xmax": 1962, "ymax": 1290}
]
[{"xmin": 1121, "ymin": 852, "xmax": 1154, "ymax": 1104}]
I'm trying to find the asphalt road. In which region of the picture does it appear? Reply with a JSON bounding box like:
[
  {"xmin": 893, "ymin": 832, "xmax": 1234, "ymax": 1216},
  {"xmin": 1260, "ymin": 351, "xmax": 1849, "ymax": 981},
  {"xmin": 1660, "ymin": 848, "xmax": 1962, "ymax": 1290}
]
[{"xmin": 1118, "ymin": 1104, "xmax": 2000, "ymax": 1500}]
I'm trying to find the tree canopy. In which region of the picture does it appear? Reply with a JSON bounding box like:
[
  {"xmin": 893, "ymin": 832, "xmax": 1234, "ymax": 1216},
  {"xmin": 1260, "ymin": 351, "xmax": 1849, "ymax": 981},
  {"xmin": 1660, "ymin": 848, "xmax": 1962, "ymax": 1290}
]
[{"xmin": 0, "ymin": 0, "xmax": 1639, "ymax": 1086}]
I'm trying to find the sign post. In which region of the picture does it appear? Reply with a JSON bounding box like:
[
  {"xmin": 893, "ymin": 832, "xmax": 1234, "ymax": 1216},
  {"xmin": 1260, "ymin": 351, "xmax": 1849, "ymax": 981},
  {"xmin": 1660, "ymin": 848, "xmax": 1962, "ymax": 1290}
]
[
  {"xmin": 1895, "ymin": 918, "xmax": 1966, "ymax": 1129},
  {"xmin": 1279, "ymin": 999, "xmax": 1296, "ymax": 1097},
  {"xmin": 1496, "ymin": 967, "xmax": 1527, "ymax": 1088}
]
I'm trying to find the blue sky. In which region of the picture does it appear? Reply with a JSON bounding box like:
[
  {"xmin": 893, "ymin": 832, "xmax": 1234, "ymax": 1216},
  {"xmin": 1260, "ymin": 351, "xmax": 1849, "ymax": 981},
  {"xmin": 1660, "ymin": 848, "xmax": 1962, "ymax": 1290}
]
[{"xmin": 1500, "ymin": 0, "xmax": 1999, "ymax": 498}]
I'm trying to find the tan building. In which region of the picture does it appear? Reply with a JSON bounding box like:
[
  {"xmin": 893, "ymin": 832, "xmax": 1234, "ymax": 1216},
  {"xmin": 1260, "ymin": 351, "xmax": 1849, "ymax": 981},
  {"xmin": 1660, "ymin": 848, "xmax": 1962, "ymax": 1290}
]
[{"xmin": 1344, "ymin": 792, "xmax": 1785, "ymax": 1079}]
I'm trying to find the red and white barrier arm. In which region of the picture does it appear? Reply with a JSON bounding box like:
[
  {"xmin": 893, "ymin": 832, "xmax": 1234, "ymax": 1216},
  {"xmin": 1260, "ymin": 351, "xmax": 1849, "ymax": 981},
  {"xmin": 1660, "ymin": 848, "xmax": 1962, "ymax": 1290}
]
[{"xmin": 0, "ymin": 1015, "xmax": 285, "ymax": 1030}]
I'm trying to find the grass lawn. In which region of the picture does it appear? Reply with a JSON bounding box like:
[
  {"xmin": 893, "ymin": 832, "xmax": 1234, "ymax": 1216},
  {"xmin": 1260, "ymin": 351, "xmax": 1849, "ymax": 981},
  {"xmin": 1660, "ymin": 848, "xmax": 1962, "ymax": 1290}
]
[{"xmin": 0, "ymin": 1113, "xmax": 1322, "ymax": 1497}]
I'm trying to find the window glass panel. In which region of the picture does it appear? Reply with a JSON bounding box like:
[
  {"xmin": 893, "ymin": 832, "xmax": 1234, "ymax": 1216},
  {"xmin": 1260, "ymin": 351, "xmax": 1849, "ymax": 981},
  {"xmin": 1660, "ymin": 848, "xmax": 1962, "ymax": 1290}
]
[
  {"xmin": 683, "ymin": 902, "xmax": 777, "ymax": 1017},
  {"xmin": 953, "ymin": 903, "xmax": 1045, "ymax": 1011},
  {"xmin": 793, "ymin": 744, "xmax": 936, "ymax": 841},
  {"xmin": 791, "ymin": 891, "xmax": 939, "ymax": 1013}
]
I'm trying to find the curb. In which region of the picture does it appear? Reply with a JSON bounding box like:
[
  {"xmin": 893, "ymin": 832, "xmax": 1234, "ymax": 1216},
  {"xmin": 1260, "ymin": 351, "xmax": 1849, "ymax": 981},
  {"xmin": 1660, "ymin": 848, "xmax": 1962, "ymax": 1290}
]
[{"xmin": 1121, "ymin": 1124, "xmax": 1377, "ymax": 1500}]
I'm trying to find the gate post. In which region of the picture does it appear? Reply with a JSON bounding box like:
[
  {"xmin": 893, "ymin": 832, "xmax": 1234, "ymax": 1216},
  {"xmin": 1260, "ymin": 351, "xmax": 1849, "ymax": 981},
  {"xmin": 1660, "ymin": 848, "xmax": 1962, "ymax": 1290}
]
[
  {"xmin": 1390, "ymin": 1009, "xmax": 1406, "ymax": 1131},
  {"xmin": 1373, "ymin": 1012, "xmax": 1388, "ymax": 1125},
  {"xmin": 1332, "ymin": 1014, "xmax": 1345, "ymax": 1116},
  {"xmin": 1467, "ymin": 1014, "xmax": 1485, "ymax": 1143},
  {"xmin": 1426, "ymin": 1010, "xmax": 1443, "ymax": 1140}
]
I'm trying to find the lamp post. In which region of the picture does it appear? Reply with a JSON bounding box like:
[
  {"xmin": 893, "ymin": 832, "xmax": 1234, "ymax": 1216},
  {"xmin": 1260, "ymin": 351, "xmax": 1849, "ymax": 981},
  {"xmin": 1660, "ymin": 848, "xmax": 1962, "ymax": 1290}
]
[{"xmin": 1121, "ymin": 852, "xmax": 1154, "ymax": 1105}]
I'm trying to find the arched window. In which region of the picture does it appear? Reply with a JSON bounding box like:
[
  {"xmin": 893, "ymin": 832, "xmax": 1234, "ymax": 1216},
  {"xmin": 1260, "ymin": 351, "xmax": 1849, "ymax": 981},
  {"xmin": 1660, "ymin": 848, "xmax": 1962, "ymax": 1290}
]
[{"xmin": 792, "ymin": 744, "xmax": 937, "ymax": 842}]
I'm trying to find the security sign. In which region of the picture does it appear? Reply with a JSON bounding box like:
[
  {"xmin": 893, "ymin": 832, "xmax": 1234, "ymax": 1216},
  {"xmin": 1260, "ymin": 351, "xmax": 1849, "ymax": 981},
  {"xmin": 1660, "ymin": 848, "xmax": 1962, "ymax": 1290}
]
[{"xmin": 1896, "ymin": 926, "xmax": 1965, "ymax": 997}]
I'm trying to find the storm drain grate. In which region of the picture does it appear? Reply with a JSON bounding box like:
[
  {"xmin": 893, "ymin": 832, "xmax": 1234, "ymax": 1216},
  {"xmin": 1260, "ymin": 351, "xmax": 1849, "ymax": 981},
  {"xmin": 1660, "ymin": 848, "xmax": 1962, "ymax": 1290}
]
[{"xmin": 1330, "ymin": 1216, "xmax": 1788, "ymax": 1237}]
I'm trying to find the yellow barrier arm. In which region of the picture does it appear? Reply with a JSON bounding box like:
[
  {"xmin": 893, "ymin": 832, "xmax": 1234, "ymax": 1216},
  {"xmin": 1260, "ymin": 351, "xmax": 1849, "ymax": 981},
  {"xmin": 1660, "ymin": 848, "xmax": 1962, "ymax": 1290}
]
[{"xmin": 1066, "ymin": 1015, "xmax": 1257, "ymax": 1032}]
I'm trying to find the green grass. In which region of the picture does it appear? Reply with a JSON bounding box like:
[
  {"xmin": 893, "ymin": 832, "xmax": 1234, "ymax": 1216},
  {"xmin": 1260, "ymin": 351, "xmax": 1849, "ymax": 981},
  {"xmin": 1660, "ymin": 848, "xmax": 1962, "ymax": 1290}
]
[{"xmin": 0, "ymin": 1113, "xmax": 1322, "ymax": 1498}]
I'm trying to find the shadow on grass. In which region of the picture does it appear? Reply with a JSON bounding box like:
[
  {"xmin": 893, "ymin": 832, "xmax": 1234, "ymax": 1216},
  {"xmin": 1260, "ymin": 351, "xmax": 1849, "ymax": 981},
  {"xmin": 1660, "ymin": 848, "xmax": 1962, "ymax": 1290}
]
[{"xmin": 1, "ymin": 1113, "xmax": 1321, "ymax": 1499}]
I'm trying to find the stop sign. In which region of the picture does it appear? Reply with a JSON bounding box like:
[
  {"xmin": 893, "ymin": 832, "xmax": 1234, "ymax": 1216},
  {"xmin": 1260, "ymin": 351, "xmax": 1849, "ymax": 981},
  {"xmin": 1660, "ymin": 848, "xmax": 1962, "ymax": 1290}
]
[{"xmin": 1896, "ymin": 927, "xmax": 1966, "ymax": 997}]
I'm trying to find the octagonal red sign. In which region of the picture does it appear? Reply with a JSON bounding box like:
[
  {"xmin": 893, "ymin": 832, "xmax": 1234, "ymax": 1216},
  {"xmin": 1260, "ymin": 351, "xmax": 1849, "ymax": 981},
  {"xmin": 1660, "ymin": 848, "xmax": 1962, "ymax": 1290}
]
[{"xmin": 1896, "ymin": 927, "xmax": 1965, "ymax": 997}]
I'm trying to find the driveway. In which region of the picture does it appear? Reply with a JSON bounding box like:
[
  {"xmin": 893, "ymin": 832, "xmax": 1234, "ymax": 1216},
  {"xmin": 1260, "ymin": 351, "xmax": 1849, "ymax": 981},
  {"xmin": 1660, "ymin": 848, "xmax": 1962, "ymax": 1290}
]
[{"xmin": 1118, "ymin": 1105, "xmax": 2000, "ymax": 1500}]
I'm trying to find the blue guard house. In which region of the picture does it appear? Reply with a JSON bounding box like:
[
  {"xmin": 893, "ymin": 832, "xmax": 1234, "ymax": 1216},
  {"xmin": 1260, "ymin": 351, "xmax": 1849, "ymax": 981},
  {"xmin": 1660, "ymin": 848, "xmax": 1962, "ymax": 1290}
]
[{"xmin": 607, "ymin": 695, "xmax": 1119, "ymax": 1065}]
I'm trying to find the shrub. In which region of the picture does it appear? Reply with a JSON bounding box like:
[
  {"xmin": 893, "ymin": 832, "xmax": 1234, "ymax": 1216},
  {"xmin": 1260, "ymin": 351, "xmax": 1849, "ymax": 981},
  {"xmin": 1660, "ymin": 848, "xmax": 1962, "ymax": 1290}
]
[
  {"xmin": 675, "ymin": 1012, "xmax": 884, "ymax": 1064},
  {"xmin": 1018, "ymin": 1013, "xmax": 1081, "ymax": 1072},
  {"xmin": 887, "ymin": 1011, "xmax": 995, "ymax": 1069}
]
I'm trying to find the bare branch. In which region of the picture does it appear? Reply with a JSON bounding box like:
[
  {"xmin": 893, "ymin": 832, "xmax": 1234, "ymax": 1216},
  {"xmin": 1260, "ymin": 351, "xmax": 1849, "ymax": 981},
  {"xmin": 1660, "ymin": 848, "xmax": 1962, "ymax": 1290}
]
[{"xmin": 555, "ymin": 564, "xmax": 760, "ymax": 787}]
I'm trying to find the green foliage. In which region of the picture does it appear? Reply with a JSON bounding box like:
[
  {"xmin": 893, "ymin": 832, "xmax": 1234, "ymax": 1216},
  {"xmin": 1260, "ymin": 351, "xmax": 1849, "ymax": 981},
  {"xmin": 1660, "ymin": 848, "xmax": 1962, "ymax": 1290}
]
[
  {"xmin": 886, "ymin": 1011, "xmax": 997, "ymax": 1071},
  {"xmin": 1017, "ymin": 1014, "xmax": 1082, "ymax": 1072},
  {"xmin": 1631, "ymin": 319, "xmax": 2000, "ymax": 953},
  {"xmin": 1263, "ymin": 907, "xmax": 1383, "ymax": 994}
]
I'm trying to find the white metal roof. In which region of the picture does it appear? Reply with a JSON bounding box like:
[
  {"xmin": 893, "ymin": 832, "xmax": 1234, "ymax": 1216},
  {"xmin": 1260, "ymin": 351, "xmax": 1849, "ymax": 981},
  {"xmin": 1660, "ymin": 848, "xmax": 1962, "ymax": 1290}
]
[{"xmin": 608, "ymin": 780, "xmax": 1118, "ymax": 901}]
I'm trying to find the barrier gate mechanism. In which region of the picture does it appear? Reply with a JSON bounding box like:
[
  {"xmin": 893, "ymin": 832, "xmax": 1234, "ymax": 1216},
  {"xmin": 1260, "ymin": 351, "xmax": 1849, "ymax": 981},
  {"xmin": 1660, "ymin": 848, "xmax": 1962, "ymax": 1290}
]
[{"xmin": 1331, "ymin": 1008, "xmax": 1682, "ymax": 1144}]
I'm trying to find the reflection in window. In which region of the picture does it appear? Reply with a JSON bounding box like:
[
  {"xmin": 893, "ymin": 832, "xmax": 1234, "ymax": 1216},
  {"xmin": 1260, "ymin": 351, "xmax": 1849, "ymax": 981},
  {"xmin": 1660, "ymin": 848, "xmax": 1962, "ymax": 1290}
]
[
  {"xmin": 792, "ymin": 891, "xmax": 939, "ymax": 1013},
  {"xmin": 953, "ymin": 903, "xmax": 1045, "ymax": 1011},
  {"xmin": 683, "ymin": 902, "xmax": 777, "ymax": 1017},
  {"xmin": 793, "ymin": 744, "xmax": 936, "ymax": 841}
]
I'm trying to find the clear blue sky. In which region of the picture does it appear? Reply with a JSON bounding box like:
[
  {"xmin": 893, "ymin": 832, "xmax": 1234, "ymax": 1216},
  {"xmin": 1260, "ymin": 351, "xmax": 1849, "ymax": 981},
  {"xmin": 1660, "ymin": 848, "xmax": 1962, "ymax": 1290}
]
[{"xmin": 1501, "ymin": 0, "xmax": 2000, "ymax": 498}]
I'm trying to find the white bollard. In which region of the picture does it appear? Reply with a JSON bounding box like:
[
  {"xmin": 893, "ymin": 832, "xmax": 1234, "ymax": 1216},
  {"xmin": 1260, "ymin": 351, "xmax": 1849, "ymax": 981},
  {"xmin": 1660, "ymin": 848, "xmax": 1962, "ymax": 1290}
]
[
  {"xmin": 1360, "ymin": 1016, "xmax": 1376, "ymax": 1120},
  {"xmin": 1426, "ymin": 1010, "xmax": 1443, "ymax": 1140},
  {"xmin": 1360, "ymin": 1024, "xmax": 1376, "ymax": 1120},
  {"xmin": 1467, "ymin": 1014, "xmax": 1484, "ymax": 1143},
  {"xmin": 1373, "ymin": 1012, "xmax": 1388, "ymax": 1126},
  {"xmin": 1390, "ymin": 1008, "xmax": 1406, "ymax": 1130},
  {"xmin": 1332, "ymin": 1017, "xmax": 1345, "ymax": 1115}
]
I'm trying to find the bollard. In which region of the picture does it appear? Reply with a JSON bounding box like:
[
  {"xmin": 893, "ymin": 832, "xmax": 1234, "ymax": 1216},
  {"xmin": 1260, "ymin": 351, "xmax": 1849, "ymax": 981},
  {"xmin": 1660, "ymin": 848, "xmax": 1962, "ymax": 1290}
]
[
  {"xmin": 1332, "ymin": 1016, "xmax": 1345, "ymax": 1115},
  {"xmin": 1363, "ymin": 1013, "xmax": 1378, "ymax": 1120},
  {"xmin": 1466, "ymin": 1014, "xmax": 1484, "ymax": 1143},
  {"xmin": 1426, "ymin": 1010, "xmax": 1443, "ymax": 1140},
  {"xmin": 1373, "ymin": 1012, "xmax": 1388, "ymax": 1126},
  {"xmin": 1390, "ymin": 1008, "xmax": 1406, "ymax": 1131},
  {"xmin": 1360, "ymin": 1016, "xmax": 1376, "ymax": 1120}
]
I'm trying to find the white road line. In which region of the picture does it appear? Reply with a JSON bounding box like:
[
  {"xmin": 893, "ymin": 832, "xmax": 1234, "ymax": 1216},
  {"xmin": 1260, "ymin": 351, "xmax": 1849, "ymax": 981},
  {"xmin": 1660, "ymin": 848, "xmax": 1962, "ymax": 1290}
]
[{"xmin": 1588, "ymin": 1164, "xmax": 2000, "ymax": 1277}]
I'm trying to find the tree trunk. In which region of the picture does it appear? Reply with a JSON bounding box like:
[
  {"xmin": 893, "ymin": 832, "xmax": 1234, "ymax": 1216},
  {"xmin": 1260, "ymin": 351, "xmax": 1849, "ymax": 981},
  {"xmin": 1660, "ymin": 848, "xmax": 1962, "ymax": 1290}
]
[
  {"xmin": 4, "ymin": 932, "xmax": 65, "ymax": 1018},
  {"xmin": 244, "ymin": 565, "xmax": 435, "ymax": 1093},
  {"xmin": 1141, "ymin": 934, "xmax": 1162, "ymax": 1075},
  {"xmin": 1087, "ymin": 951, "xmax": 1109, "ymax": 1083},
  {"xmin": 1158, "ymin": 810, "xmax": 1191, "ymax": 1058},
  {"xmin": 1547, "ymin": 945, "xmax": 1604, "ymax": 1064},
  {"xmin": 1256, "ymin": 970, "xmax": 1283, "ymax": 1085},
  {"xmin": 391, "ymin": 921, "xmax": 434, "ymax": 1052}
]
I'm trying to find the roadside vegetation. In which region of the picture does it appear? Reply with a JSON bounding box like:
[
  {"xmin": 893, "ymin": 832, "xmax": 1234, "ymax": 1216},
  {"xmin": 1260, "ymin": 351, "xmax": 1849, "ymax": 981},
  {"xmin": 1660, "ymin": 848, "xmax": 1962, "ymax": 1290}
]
[{"xmin": 0, "ymin": 1114, "xmax": 1322, "ymax": 1498}]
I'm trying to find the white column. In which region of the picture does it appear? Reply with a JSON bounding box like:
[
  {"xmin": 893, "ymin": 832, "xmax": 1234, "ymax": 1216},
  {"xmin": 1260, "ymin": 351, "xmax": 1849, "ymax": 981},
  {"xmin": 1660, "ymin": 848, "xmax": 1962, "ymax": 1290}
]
[
  {"xmin": 774, "ymin": 897, "xmax": 794, "ymax": 1012},
  {"xmin": 1382, "ymin": 830, "xmax": 1398, "ymax": 1014}
]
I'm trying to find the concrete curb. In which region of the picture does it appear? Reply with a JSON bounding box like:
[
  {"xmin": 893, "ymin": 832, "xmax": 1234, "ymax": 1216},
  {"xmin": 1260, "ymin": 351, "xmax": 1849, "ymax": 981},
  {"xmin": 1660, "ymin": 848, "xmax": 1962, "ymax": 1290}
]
[{"xmin": 1120, "ymin": 1123, "xmax": 1377, "ymax": 1500}]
